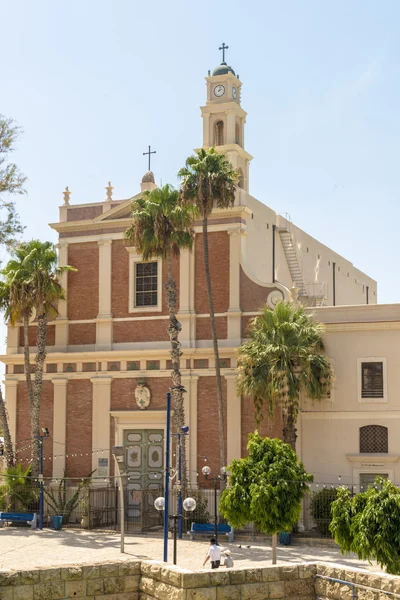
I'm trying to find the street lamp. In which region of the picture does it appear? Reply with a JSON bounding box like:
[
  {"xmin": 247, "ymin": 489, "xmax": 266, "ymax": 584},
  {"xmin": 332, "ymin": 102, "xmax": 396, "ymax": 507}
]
[
  {"xmin": 38, "ymin": 428, "xmax": 50, "ymax": 530},
  {"xmin": 155, "ymin": 494, "xmax": 196, "ymax": 565},
  {"xmin": 112, "ymin": 446, "xmax": 126, "ymax": 553},
  {"xmin": 202, "ymin": 465, "xmax": 227, "ymax": 544}
]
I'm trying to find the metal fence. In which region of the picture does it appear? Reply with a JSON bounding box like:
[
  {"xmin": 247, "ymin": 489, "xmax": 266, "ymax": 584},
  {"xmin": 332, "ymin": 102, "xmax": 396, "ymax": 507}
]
[{"xmin": 0, "ymin": 478, "xmax": 371, "ymax": 539}]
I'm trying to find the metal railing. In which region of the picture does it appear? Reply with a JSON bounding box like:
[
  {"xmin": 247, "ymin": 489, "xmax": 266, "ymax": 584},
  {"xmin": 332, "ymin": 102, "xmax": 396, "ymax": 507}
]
[{"xmin": 315, "ymin": 574, "xmax": 400, "ymax": 600}]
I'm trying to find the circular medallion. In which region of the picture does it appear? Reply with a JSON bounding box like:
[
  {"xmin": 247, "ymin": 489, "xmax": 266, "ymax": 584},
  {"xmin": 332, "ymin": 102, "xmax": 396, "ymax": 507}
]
[
  {"xmin": 267, "ymin": 290, "xmax": 284, "ymax": 309},
  {"xmin": 135, "ymin": 384, "xmax": 151, "ymax": 410}
]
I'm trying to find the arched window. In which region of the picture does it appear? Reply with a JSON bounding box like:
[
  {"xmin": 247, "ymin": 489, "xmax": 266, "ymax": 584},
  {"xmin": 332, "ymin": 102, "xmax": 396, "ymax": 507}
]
[
  {"xmin": 238, "ymin": 168, "xmax": 245, "ymax": 190},
  {"xmin": 360, "ymin": 425, "xmax": 388, "ymax": 453},
  {"xmin": 235, "ymin": 123, "xmax": 240, "ymax": 145},
  {"xmin": 215, "ymin": 120, "xmax": 224, "ymax": 146}
]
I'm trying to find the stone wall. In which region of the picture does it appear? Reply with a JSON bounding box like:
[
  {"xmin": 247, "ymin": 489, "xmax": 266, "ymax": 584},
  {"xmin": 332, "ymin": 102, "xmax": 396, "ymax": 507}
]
[
  {"xmin": 315, "ymin": 564, "xmax": 400, "ymax": 599},
  {"xmin": 1, "ymin": 560, "xmax": 399, "ymax": 600},
  {"xmin": 139, "ymin": 561, "xmax": 315, "ymax": 600},
  {"xmin": 0, "ymin": 561, "xmax": 140, "ymax": 600}
]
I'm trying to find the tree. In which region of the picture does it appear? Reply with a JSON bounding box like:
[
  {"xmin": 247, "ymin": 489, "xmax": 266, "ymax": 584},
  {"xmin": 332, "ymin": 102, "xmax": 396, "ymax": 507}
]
[
  {"xmin": 0, "ymin": 115, "xmax": 26, "ymax": 248},
  {"xmin": 0, "ymin": 389, "xmax": 15, "ymax": 468},
  {"xmin": 125, "ymin": 184, "xmax": 194, "ymax": 485},
  {"xmin": 237, "ymin": 301, "xmax": 332, "ymax": 450},
  {"xmin": 178, "ymin": 148, "xmax": 239, "ymax": 474},
  {"xmin": 330, "ymin": 478, "xmax": 400, "ymax": 575},
  {"xmin": 0, "ymin": 114, "xmax": 27, "ymax": 468},
  {"xmin": 0, "ymin": 241, "xmax": 75, "ymax": 475},
  {"xmin": 220, "ymin": 432, "xmax": 312, "ymax": 564}
]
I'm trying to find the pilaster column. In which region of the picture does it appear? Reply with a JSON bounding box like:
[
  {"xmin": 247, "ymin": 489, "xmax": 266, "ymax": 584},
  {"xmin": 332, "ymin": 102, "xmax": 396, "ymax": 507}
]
[
  {"xmin": 91, "ymin": 377, "xmax": 112, "ymax": 478},
  {"xmin": 203, "ymin": 113, "xmax": 210, "ymax": 147},
  {"xmin": 4, "ymin": 379, "xmax": 18, "ymax": 450},
  {"xmin": 226, "ymin": 109, "xmax": 236, "ymax": 145},
  {"xmin": 96, "ymin": 239, "xmax": 113, "ymax": 350},
  {"xmin": 225, "ymin": 373, "xmax": 241, "ymax": 464},
  {"xmin": 227, "ymin": 230, "xmax": 242, "ymax": 345},
  {"xmin": 181, "ymin": 375, "xmax": 198, "ymax": 485},
  {"xmin": 178, "ymin": 248, "xmax": 195, "ymax": 347},
  {"xmin": 52, "ymin": 379, "xmax": 67, "ymax": 477},
  {"xmin": 55, "ymin": 241, "xmax": 69, "ymax": 350},
  {"xmin": 7, "ymin": 325, "xmax": 19, "ymax": 354}
]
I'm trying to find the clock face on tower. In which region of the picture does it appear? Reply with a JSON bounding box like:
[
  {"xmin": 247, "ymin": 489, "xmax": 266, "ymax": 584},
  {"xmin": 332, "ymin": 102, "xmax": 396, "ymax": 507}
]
[
  {"xmin": 232, "ymin": 87, "xmax": 237, "ymax": 99},
  {"xmin": 213, "ymin": 85, "xmax": 225, "ymax": 97}
]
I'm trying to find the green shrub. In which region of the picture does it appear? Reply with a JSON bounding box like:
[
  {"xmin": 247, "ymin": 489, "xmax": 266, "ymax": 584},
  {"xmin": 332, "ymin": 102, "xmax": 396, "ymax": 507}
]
[
  {"xmin": 0, "ymin": 464, "xmax": 39, "ymax": 511},
  {"xmin": 310, "ymin": 487, "xmax": 338, "ymax": 536}
]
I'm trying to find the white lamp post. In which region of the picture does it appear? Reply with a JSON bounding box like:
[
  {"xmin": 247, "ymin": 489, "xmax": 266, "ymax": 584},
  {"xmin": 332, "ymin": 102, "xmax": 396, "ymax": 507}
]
[
  {"xmin": 155, "ymin": 494, "xmax": 196, "ymax": 564},
  {"xmin": 112, "ymin": 446, "xmax": 126, "ymax": 553}
]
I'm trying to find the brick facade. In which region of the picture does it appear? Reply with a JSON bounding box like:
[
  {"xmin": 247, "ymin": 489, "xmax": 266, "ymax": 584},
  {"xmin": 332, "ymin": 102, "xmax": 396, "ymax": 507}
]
[
  {"xmin": 197, "ymin": 376, "xmax": 227, "ymax": 482},
  {"xmin": 195, "ymin": 231, "xmax": 229, "ymax": 314},
  {"xmin": 68, "ymin": 243, "xmax": 99, "ymax": 320},
  {"xmin": 66, "ymin": 380, "xmax": 92, "ymax": 477},
  {"xmin": 7, "ymin": 197, "xmax": 291, "ymax": 485},
  {"xmin": 16, "ymin": 381, "xmax": 54, "ymax": 477}
]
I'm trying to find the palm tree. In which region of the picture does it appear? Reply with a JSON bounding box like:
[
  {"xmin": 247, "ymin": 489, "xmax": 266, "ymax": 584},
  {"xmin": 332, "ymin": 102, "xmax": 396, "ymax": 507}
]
[
  {"xmin": 178, "ymin": 148, "xmax": 239, "ymax": 474},
  {"xmin": 125, "ymin": 184, "xmax": 194, "ymax": 485},
  {"xmin": 0, "ymin": 389, "xmax": 15, "ymax": 468},
  {"xmin": 237, "ymin": 301, "xmax": 333, "ymax": 451},
  {"xmin": 0, "ymin": 240, "xmax": 75, "ymax": 475}
]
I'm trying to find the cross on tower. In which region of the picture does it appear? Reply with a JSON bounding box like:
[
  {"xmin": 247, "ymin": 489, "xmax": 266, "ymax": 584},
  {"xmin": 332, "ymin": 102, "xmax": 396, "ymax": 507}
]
[
  {"xmin": 143, "ymin": 145, "xmax": 156, "ymax": 171},
  {"xmin": 219, "ymin": 42, "xmax": 229, "ymax": 64}
]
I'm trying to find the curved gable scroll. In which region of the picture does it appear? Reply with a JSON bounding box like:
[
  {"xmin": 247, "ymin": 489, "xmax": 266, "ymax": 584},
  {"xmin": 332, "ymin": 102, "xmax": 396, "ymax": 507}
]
[{"xmin": 239, "ymin": 266, "xmax": 289, "ymax": 312}]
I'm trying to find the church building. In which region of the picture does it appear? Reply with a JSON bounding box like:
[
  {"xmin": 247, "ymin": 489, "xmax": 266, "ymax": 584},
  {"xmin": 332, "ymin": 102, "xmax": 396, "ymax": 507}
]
[{"xmin": 2, "ymin": 51, "xmax": 380, "ymax": 518}]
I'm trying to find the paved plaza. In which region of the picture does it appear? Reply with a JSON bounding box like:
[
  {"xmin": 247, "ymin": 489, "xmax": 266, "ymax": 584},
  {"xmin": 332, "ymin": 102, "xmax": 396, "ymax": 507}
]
[{"xmin": 0, "ymin": 529, "xmax": 382, "ymax": 573}]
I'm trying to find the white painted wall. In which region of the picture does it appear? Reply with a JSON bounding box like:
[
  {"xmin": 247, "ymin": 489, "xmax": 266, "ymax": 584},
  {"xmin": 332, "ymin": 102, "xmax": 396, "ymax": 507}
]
[
  {"xmin": 299, "ymin": 313, "xmax": 400, "ymax": 485},
  {"xmin": 238, "ymin": 193, "xmax": 377, "ymax": 306}
]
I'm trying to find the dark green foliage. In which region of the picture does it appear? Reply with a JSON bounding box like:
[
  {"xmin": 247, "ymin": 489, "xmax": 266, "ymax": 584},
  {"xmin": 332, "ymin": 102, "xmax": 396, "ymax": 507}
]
[
  {"xmin": 219, "ymin": 433, "xmax": 312, "ymax": 534},
  {"xmin": 330, "ymin": 478, "xmax": 400, "ymax": 574},
  {"xmin": 237, "ymin": 301, "xmax": 332, "ymax": 449},
  {"xmin": 44, "ymin": 471, "xmax": 95, "ymax": 525},
  {"xmin": 309, "ymin": 487, "xmax": 338, "ymax": 536},
  {"xmin": 0, "ymin": 464, "xmax": 39, "ymax": 511}
]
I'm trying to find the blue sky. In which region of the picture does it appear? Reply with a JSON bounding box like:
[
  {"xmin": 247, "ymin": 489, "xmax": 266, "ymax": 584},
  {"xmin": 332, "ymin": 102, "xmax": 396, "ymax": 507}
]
[{"xmin": 1, "ymin": 0, "xmax": 399, "ymax": 303}]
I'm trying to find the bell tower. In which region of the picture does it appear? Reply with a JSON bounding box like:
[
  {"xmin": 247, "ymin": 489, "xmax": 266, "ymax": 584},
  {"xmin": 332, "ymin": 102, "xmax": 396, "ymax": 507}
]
[{"xmin": 201, "ymin": 44, "xmax": 253, "ymax": 192}]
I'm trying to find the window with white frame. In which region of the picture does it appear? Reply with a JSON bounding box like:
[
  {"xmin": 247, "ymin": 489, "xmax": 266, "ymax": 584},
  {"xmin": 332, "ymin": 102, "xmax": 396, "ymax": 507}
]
[
  {"xmin": 135, "ymin": 262, "xmax": 158, "ymax": 307},
  {"xmin": 127, "ymin": 249, "xmax": 162, "ymax": 313},
  {"xmin": 358, "ymin": 358, "xmax": 387, "ymax": 402}
]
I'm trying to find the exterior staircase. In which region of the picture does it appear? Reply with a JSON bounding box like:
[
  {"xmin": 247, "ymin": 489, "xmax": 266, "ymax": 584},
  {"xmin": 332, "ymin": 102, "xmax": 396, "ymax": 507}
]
[
  {"xmin": 278, "ymin": 230, "xmax": 307, "ymax": 296},
  {"xmin": 278, "ymin": 228, "xmax": 326, "ymax": 306}
]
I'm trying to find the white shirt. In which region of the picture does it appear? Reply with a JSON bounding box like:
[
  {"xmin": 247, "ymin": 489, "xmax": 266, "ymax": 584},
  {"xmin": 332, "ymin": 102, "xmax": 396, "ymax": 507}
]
[{"xmin": 207, "ymin": 544, "xmax": 221, "ymax": 562}]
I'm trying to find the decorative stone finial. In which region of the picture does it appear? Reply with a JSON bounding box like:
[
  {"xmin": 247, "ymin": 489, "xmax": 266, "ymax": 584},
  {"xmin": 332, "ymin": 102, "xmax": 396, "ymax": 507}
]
[
  {"xmin": 105, "ymin": 181, "xmax": 114, "ymax": 201},
  {"xmin": 63, "ymin": 186, "xmax": 71, "ymax": 205},
  {"xmin": 289, "ymin": 282, "xmax": 299, "ymax": 303}
]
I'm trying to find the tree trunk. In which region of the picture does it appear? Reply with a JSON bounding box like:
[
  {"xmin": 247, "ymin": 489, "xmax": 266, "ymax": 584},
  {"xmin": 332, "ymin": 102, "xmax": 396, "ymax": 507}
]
[
  {"xmin": 23, "ymin": 314, "xmax": 34, "ymax": 412},
  {"xmin": 165, "ymin": 251, "xmax": 188, "ymax": 488},
  {"xmin": 282, "ymin": 409, "xmax": 297, "ymax": 451},
  {"xmin": 202, "ymin": 217, "xmax": 226, "ymax": 478},
  {"xmin": 31, "ymin": 306, "xmax": 47, "ymax": 477},
  {"xmin": 272, "ymin": 532, "xmax": 278, "ymax": 564},
  {"xmin": 0, "ymin": 387, "xmax": 15, "ymax": 468}
]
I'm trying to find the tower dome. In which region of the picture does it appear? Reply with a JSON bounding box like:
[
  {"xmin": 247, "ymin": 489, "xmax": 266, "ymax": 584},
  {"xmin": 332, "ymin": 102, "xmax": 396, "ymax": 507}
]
[
  {"xmin": 212, "ymin": 63, "xmax": 236, "ymax": 77},
  {"xmin": 141, "ymin": 170, "xmax": 155, "ymax": 184}
]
